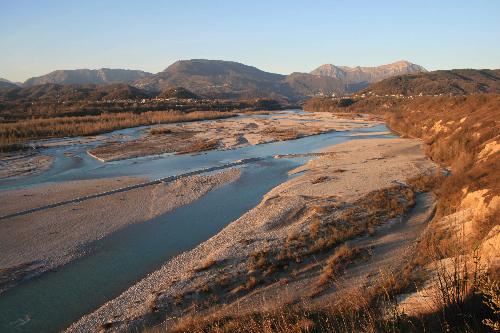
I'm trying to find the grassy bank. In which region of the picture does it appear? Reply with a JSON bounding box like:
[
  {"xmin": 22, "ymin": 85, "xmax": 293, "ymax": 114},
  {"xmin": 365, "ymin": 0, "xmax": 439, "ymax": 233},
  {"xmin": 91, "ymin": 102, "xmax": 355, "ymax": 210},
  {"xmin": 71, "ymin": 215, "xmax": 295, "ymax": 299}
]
[{"xmin": 0, "ymin": 111, "xmax": 235, "ymax": 152}]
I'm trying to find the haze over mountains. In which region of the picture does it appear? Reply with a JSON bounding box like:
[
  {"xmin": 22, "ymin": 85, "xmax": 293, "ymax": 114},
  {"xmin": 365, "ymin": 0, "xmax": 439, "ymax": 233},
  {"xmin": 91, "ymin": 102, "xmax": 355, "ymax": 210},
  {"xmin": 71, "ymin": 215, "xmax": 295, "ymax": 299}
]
[{"xmin": 2, "ymin": 60, "xmax": 427, "ymax": 101}]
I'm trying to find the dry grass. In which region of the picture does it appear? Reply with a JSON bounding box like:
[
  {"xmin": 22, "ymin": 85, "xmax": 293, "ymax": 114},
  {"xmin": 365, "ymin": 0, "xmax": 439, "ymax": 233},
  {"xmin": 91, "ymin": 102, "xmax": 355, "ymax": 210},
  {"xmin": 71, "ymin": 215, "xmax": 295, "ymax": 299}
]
[
  {"xmin": 0, "ymin": 110, "xmax": 234, "ymax": 151},
  {"xmin": 150, "ymin": 127, "xmax": 174, "ymax": 135},
  {"xmin": 262, "ymin": 127, "xmax": 302, "ymax": 141},
  {"xmin": 177, "ymin": 139, "xmax": 219, "ymax": 154},
  {"xmin": 317, "ymin": 244, "xmax": 363, "ymax": 287},
  {"xmin": 143, "ymin": 256, "xmax": 497, "ymax": 333},
  {"xmin": 146, "ymin": 267, "xmax": 416, "ymax": 333},
  {"xmin": 194, "ymin": 258, "xmax": 217, "ymax": 272},
  {"xmin": 140, "ymin": 182, "xmax": 497, "ymax": 333},
  {"xmin": 138, "ymin": 185, "xmax": 418, "ymax": 333}
]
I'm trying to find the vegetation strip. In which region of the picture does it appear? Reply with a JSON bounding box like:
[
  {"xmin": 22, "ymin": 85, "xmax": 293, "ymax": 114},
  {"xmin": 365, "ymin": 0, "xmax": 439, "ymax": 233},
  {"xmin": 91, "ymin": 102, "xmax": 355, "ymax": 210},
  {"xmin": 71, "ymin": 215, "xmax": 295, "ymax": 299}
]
[{"xmin": 0, "ymin": 157, "xmax": 261, "ymax": 221}]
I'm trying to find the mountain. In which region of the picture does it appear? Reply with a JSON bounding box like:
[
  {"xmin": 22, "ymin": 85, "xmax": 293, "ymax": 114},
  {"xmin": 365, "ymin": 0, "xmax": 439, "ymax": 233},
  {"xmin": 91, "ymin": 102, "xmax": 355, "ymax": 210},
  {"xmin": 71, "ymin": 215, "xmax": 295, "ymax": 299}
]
[
  {"xmin": 134, "ymin": 59, "xmax": 289, "ymax": 99},
  {"xmin": 362, "ymin": 69, "xmax": 500, "ymax": 96},
  {"xmin": 0, "ymin": 78, "xmax": 18, "ymax": 89},
  {"xmin": 310, "ymin": 60, "xmax": 427, "ymax": 92},
  {"xmin": 0, "ymin": 83, "xmax": 152, "ymax": 103},
  {"xmin": 23, "ymin": 69, "xmax": 153, "ymax": 87}
]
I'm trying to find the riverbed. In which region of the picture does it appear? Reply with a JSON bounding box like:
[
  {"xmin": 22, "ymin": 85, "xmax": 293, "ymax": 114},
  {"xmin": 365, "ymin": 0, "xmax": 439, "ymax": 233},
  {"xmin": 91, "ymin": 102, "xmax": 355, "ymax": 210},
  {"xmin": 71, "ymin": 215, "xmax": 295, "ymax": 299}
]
[{"xmin": 0, "ymin": 110, "xmax": 394, "ymax": 332}]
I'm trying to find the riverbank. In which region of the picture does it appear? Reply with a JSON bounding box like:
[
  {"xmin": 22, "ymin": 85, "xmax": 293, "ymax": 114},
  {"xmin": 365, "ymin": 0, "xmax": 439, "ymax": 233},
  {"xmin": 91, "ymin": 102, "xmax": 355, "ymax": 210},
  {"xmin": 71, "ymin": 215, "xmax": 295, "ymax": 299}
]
[
  {"xmin": 301, "ymin": 94, "xmax": 499, "ymax": 330},
  {"xmin": 0, "ymin": 169, "xmax": 241, "ymax": 294},
  {"xmin": 67, "ymin": 137, "xmax": 437, "ymax": 332}
]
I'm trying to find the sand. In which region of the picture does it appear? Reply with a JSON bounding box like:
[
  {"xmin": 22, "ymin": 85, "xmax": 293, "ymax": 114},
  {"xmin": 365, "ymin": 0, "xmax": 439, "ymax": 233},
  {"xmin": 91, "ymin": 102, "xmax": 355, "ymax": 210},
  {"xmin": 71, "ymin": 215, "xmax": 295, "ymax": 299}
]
[
  {"xmin": 66, "ymin": 137, "xmax": 437, "ymax": 332},
  {"xmin": 0, "ymin": 169, "xmax": 241, "ymax": 294}
]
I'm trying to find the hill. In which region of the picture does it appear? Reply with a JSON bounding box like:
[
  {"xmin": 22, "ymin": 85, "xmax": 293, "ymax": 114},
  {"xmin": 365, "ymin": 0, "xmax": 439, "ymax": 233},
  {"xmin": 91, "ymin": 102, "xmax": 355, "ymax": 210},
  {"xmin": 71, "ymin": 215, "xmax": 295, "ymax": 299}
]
[
  {"xmin": 363, "ymin": 69, "xmax": 500, "ymax": 96},
  {"xmin": 0, "ymin": 83, "xmax": 152, "ymax": 103},
  {"xmin": 23, "ymin": 68, "xmax": 153, "ymax": 87},
  {"xmin": 310, "ymin": 60, "xmax": 426, "ymax": 92},
  {"xmin": 0, "ymin": 78, "xmax": 18, "ymax": 89}
]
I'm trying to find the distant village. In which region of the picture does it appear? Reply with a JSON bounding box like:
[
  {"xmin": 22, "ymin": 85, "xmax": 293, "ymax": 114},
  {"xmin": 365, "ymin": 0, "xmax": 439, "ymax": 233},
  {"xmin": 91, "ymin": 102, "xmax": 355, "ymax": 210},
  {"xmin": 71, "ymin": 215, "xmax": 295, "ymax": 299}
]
[{"xmin": 315, "ymin": 90, "xmax": 455, "ymax": 100}]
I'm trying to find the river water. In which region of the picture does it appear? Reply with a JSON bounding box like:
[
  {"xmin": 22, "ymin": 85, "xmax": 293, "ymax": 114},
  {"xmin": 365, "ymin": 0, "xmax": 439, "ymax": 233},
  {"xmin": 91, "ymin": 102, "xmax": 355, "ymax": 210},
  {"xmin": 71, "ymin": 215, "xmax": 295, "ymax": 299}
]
[{"xmin": 0, "ymin": 111, "xmax": 394, "ymax": 332}]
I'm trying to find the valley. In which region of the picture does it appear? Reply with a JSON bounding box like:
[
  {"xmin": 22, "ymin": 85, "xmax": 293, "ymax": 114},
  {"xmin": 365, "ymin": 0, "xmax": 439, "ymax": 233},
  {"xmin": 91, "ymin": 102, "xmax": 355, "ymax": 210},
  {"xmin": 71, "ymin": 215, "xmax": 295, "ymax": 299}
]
[{"xmin": 0, "ymin": 56, "xmax": 498, "ymax": 333}]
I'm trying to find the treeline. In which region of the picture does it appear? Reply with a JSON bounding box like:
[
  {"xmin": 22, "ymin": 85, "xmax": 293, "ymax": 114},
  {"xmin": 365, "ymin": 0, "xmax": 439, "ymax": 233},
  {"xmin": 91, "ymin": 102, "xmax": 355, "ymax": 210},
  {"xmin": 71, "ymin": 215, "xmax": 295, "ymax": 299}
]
[
  {"xmin": 0, "ymin": 99, "xmax": 276, "ymax": 122},
  {"xmin": 303, "ymin": 97, "xmax": 356, "ymax": 112},
  {"xmin": 0, "ymin": 82, "xmax": 286, "ymax": 151}
]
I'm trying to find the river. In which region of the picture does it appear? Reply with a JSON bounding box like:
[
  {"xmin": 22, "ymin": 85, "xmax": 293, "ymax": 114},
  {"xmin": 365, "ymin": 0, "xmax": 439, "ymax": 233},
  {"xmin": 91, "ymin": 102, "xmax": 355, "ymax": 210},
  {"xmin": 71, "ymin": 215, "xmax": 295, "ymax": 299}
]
[{"xmin": 0, "ymin": 111, "xmax": 394, "ymax": 332}]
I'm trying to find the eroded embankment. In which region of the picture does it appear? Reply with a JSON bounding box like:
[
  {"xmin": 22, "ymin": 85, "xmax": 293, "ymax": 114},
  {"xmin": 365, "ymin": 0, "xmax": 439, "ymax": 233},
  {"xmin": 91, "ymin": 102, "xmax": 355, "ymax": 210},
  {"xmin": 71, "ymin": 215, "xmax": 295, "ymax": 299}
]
[
  {"xmin": 67, "ymin": 137, "xmax": 437, "ymax": 332},
  {"xmin": 380, "ymin": 95, "xmax": 500, "ymax": 319}
]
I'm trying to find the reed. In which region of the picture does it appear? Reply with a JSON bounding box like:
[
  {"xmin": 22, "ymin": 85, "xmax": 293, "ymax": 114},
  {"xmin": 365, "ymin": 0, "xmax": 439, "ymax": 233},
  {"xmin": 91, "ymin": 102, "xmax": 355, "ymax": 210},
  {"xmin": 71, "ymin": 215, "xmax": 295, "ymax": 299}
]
[{"xmin": 0, "ymin": 110, "xmax": 235, "ymax": 151}]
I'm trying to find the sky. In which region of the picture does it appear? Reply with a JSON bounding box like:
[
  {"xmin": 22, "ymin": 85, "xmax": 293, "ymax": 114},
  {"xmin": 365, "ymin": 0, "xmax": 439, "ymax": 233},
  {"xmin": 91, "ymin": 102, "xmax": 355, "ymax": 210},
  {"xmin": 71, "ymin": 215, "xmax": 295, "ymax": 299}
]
[{"xmin": 1, "ymin": 0, "xmax": 499, "ymax": 82}]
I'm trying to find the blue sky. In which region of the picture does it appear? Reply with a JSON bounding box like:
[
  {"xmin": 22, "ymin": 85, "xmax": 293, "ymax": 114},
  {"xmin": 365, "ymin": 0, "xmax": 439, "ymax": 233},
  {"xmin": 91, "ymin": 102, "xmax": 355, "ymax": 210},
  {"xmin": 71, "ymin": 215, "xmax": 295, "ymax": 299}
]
[{"xmin": 1, "ymin": 0, "xmax": 499, "ymax": 82}]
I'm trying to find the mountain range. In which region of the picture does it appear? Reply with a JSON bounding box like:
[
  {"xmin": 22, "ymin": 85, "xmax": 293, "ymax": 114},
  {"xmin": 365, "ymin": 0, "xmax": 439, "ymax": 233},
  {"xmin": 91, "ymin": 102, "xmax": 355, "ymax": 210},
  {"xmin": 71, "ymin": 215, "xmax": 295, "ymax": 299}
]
[
  {"xmin": 1, "ymin": 60, "xmax": 426, "ymax": 101},
  {"xmin": 131, "ymin": 59, "xmax": 426, "ymax": 100}
]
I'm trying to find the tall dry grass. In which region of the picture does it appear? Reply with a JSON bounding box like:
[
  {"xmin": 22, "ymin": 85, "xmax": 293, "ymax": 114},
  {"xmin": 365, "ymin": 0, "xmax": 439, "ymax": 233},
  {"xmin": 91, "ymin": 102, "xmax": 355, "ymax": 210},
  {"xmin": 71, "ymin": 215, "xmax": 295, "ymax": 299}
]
[{"xmin": 0, "ymin": 111, "xmax": 235, "ymax": 151}]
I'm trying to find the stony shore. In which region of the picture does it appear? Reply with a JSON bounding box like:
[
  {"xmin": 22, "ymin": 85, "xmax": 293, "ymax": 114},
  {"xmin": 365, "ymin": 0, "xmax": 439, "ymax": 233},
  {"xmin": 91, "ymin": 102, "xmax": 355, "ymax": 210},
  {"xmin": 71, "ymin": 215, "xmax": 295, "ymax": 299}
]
[{"xmin": 87, "ymin": 112, "xmax": 382, "ymax": 161}]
